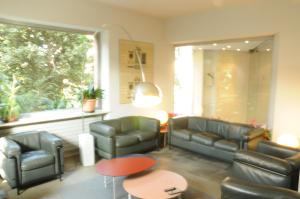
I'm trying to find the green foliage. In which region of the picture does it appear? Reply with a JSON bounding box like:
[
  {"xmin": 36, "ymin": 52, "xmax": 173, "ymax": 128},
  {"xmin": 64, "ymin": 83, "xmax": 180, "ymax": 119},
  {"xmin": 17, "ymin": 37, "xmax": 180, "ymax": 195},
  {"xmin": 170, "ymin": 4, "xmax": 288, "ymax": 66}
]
[
  {"xmin": 0, "ymin": 23, "xmax": 95, "ymax": 114},
  {"xmin": 0, "ymin": 75, "xmax": 21, "ymax": 122},
  {"xmin": 82, "ymin": 84, "xmax": 104, "ymax": 100}
]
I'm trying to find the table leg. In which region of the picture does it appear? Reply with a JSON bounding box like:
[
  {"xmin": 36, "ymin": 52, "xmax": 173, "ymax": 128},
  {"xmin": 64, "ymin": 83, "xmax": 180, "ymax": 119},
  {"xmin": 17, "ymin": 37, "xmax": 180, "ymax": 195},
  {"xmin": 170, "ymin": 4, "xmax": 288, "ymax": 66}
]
[
  {"xmin": 113, "ymin": 176, "xmax": 116, "ymax": 199},
  {"xmin": 104, "ymin": 176, "xmax": 107, "ymax": 189}
]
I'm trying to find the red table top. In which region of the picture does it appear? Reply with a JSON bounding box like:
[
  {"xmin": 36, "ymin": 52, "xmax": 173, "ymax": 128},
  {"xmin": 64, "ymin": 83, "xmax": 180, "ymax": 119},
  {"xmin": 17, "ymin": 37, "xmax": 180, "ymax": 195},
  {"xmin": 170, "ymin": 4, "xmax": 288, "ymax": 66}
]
[{"xmin": 96, "ymin": 156, "xmax": 156, "ymax": 177}]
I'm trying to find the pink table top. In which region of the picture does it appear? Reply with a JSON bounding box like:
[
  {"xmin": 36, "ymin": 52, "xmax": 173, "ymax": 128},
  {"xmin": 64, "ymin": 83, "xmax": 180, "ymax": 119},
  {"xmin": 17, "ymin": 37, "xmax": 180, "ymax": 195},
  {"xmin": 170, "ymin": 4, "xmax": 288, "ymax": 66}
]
[
  {"xmin": 96, "ymin": 156, "xmax": 156, "ymax": 177},
  {"xmin": 123, "ymin": 169, "xmax": 188, "ymax": 199}
]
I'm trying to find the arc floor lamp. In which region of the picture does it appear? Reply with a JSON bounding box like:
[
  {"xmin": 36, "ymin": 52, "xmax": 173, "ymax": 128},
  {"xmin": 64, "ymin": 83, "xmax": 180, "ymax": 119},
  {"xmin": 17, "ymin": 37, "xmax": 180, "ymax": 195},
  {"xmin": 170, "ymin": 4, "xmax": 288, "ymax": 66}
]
[{"xmin": 102, "ymin": 24, "xmax": 162, "ymax": 107}]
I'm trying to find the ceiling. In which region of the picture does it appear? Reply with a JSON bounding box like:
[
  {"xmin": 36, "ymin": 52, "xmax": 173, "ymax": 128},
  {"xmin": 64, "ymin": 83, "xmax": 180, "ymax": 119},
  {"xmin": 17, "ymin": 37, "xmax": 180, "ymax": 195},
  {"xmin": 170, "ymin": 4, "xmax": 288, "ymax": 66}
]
[
  {"xmin": 193, "ymin": 38, "xmax": 273, "ymax": 52},
  {"xmin": 90, "ymin": 0, "xmax": 257, "ymax": 19}
]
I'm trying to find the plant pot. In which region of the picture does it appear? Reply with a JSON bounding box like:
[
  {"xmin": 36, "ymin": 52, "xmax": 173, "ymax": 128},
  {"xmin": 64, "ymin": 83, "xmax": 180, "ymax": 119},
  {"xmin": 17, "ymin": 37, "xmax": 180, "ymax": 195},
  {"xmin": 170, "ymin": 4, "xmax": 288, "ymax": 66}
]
[
  {"xmin": 2, "ymin": 114, "xmax": 19, "ymax": 123},
  {"xmin": 83, "ymin": 99, "xmax": 97, "ymax": 113}
]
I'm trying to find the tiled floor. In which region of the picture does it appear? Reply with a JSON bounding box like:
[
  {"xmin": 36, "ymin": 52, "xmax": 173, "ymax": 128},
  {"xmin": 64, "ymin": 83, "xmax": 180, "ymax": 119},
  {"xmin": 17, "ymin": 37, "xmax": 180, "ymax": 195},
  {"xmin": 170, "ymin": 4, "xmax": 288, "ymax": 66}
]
[{"xmin": 0, "ymin": 148, "xmax": 231, "ymax": 199}]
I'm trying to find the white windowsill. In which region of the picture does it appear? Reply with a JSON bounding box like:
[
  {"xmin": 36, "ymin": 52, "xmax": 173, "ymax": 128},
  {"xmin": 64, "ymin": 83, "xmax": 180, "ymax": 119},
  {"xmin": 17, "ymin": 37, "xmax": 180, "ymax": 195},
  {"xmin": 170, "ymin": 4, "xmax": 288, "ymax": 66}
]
[{"xmin": 0, "ymin": 109, "xmax": 109, "ymax": 130}]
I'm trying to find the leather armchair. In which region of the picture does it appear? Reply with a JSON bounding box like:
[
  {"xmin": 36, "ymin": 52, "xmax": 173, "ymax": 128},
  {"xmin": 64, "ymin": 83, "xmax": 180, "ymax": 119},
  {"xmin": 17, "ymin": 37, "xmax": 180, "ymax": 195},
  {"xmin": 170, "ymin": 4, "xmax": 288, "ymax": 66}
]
[
  {"xmin": 90, "ymin": 116, "xmax": 160, "ymax": 159},
  {"xmin": 221, "ymin": 177, "xmax": 300, "ymax": 199},
  {"xmin": 232, "ymin": 140, "xmax": 300, "ymax": 190},
  {"xmin": 0, "ymin": 131, "xmax": 63, "ymax": 194}
]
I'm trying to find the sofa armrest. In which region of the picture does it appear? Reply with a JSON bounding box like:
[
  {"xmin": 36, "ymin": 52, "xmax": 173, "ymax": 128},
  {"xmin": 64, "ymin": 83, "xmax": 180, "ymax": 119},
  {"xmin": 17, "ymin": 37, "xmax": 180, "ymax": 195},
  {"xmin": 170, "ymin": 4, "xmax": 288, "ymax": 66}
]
[
  {"xmin": 234, "ymin": 150, "xmax": 292, "ymax": 175},
  {"xmin": 90, "ymin": 122, "xmax": 116, "ymax": 137},
  {"xmin": 40, "ymin": 131, "xmax": 64, "ymax": 174},
  {"xmin": 138, "ymin": 117, "xmax": 160, "ymax": 133},
  {"xmin": 221, "ymin": 177, "xmax": 300, "ymax": 199},
  {"xmin": 243, "ymin": 128, "xmax": 266, "ymax": 141},
  {"xmin": 287, "ymin": 153, "xmax": 300, "ymax": 169},
  {"xmin": 257, "ymin": 140, "xmax": 300, "ymax": 158},
  {"xmin": 0, "ymin": 137, "xmax": 21, "ymax": 158},
  {"xmin": 169, "ymin": 116, "xmax": 188, "ymax": 130}
]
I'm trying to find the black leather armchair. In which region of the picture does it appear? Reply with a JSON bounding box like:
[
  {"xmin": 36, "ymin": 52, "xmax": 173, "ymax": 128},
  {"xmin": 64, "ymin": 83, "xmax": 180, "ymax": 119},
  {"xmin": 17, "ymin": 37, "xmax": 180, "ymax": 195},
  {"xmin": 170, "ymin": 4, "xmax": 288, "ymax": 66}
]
[
  {"xmin": 90, "ymin": 116, "xmax": 160, "ymax": 159},
  {"xmin": 221, "ymin": 177, "xmax": 300, "ymax": 199},
  {"xmin": 232, "ymin": 140, "xmax": 300, "ymax": 190},
  {"xmin": 0, "ymin": 131, "xmax": 63, "ymax": 194}
]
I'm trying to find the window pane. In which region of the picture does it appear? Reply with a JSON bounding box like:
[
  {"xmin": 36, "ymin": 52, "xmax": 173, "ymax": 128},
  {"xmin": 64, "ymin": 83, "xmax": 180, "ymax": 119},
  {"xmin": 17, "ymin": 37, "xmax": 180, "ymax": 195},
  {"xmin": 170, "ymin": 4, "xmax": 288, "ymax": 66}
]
[{"xmin": 0, "ymin": 23, "xmax": 96, "ymax": 113}]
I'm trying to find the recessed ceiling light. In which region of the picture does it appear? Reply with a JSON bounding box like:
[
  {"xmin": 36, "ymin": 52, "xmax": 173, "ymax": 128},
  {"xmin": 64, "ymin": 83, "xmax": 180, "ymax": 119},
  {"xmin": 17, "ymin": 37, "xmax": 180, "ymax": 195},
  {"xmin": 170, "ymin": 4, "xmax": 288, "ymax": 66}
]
[
  {"xmin": 266, "ymin": 48, "xmax": 271, "ymax": 52},
  {"xmin": 236, "ymin": 49, "xmax": 241, "ymax": 51},
  {"xmin": 213, "ymin": 43, "xmax": 218, "ymax": 46},
  {"xmin": 222, "ymin": 48, "xmax": 226, "ymax": 51},
  {"xmin": 226, "ymin": 45, "xmax": 231, "ymax": 49},
  {"xmin": 244, "ymin": 40, "xmax": 250, "ymax": 44}
]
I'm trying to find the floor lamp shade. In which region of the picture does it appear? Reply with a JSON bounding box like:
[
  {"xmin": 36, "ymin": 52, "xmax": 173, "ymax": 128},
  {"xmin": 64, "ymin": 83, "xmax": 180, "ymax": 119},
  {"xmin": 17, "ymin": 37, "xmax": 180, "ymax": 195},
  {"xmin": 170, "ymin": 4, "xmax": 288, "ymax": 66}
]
[{"xmin": 133, "ymin": 82, "xmax": 162, "ymax": 107}]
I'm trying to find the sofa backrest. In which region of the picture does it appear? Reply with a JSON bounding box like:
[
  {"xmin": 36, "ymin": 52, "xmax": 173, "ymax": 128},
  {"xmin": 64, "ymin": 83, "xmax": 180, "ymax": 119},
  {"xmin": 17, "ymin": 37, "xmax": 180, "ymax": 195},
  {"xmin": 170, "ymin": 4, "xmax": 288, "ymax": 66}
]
[
  {"xmin": 186, "ymin": 117, "xmax": 252, "ymax": 140},
  {"xmin": 101, "ymin": 119, "xmax": 122, "ymax": 134},
  {"xmin": 9, "ymin": 131, "xmax": 41, "ymax": 152},
  {"xmin": 188, "ymin": 117, "xmax": 206, "ymax": 132},
  {"xmin": 120, "ymin": 116, "xmax": 139, "ymax": 132},
  {"xmin": 227, "ymin": 123, "xmax": 252, "ymax": 141}
]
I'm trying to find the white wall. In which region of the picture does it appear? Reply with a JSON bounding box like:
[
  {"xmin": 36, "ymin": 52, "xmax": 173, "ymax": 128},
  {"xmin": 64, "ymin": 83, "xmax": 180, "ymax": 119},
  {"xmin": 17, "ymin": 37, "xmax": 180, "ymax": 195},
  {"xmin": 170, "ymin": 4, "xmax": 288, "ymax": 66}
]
[
  {"xmin": 0, "ymin": 0, "xmax": 173, "ymax": 119},
  {"xmin": 165, "ymin": 0, "xmax": 300, "ymax": 141}
]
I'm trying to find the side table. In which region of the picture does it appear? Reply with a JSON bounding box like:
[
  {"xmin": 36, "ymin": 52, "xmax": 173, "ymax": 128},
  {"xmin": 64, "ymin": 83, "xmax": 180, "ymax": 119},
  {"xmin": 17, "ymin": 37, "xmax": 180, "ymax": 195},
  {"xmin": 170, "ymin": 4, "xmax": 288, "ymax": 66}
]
[{"xmin": 160, "ymin": 126, "xmax": 168, "ymax": 148}]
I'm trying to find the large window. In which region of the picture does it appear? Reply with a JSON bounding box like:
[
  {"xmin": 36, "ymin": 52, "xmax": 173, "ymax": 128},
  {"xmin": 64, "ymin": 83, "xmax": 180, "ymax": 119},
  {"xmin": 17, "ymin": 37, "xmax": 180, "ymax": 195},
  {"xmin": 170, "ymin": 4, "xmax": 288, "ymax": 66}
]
[{"xmin": 0, "ymin": 22, "xmax": 98, "ymax": 114}]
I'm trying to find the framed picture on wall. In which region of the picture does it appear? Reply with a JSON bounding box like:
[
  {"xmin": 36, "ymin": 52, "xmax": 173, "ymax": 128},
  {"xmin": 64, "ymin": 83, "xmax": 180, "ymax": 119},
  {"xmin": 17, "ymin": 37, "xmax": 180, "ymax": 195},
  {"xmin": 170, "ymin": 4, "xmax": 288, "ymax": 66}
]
[{"xmin": 119, "ymin": 39, "xmax": 154, "ymax": 104}]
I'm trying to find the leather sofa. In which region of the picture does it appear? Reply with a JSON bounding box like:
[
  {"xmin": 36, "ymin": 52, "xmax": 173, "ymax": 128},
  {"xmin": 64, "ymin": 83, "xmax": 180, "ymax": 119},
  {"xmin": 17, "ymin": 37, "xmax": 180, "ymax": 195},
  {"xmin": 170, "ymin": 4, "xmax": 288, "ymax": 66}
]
[
  {"xmin": 90, "ymin": 116, "xmax": 160, "ymax": 159},
  {"xmin": 0, "ymin": 131, "xmax": 63, "ymax": 194},
  {"xmin": 221, "ymin": 177, "xmax": 300, "ymax": 199},
  {"xmin": 232, "ymin": 140, "xmax": 300, "ymax": 190},
  {"xmin": 169, "ymin": 116, "xmax": 267, "ymax": 161}
]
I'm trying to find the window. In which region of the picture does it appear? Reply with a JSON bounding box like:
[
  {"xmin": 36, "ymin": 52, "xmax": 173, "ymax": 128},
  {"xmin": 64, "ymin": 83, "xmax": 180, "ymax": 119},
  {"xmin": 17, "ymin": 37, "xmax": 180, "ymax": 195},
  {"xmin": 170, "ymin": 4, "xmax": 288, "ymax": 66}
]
[{"xmin": 0, "ymin": 22, "xmax": 98, "ymax": 114}]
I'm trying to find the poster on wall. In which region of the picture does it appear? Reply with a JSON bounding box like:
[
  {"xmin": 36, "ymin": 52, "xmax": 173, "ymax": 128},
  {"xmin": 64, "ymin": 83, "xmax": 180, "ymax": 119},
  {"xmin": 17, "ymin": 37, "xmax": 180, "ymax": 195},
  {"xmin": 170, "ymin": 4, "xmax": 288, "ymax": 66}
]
[{"xmin": 119, "ymin": 39, "xmax": 154, "ymax": 104}]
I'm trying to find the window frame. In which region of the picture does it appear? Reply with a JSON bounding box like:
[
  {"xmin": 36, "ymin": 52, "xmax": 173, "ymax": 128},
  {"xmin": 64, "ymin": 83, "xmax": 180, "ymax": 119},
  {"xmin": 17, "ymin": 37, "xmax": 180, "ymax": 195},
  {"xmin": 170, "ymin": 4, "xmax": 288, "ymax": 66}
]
[{"xmin": 0, "ymin": 18, "xmax": 102, "ymax": 118}]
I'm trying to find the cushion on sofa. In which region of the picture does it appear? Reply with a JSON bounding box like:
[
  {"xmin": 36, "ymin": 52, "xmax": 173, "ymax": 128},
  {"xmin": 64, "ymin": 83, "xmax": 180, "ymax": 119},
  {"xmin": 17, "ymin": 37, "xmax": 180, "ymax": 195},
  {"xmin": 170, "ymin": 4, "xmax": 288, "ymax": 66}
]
[
  {"xmin": 21, "ymin": 150, "xmax": 54, "ymax": 171},
  {"xmin": 172, "ymin": 129, "xmax": 194, "ymax": 141},
  {"xmin": 116, "ymin": 135, "xmax": 139, "ymax": 147},
  {"xmin": 228, "ymin": 124, "xmax": 252, "ymax": 141},
  {"xmin": 214, "ymin": 139, "xmax": 239, "ymax": 152},
  {"xmin": 188, "ymin": 117, "xmax": 207, "ymax": 132},
  {"xmin": 129, "ymin": 130, "xmax": 157, "ymax": 142},
  {"xmin": 191, "ymin": 132, "xmax": 222, "ymax": 146}
]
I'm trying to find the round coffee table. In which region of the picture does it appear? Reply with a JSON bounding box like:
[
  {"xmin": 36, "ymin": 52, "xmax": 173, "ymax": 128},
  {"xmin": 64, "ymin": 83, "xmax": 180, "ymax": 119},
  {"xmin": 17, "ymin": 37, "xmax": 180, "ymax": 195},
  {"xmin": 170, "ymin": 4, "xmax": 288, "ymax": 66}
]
[
  {"xmin": 123, "ymin": 169, "xmax": 188, "ymax": 199},
  {"xmin": 96, "ymin": 156, "xmax": 156, "ymax": 199}
]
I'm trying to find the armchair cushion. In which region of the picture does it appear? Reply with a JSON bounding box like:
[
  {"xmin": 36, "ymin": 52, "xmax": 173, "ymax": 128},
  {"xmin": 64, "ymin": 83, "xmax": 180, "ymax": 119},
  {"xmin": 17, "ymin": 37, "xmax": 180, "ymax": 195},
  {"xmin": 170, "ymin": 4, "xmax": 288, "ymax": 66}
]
[
  {"xmin": 191, "ymin": 132, "xmax": 222, "ymax": 146},
  {"xmin": 121, "ymin": 117, "xmax": 139, "ymax": 132},
  {"xmin": 21, "ymin": 150, "xmax": 54, "ymax": 171},
  {"xmin": 172, "ymin": 129, "xmax": 193, "ymax": 141},
  {"xmin": 0, "ymin": 137, "xmax": 21, "ymax": 158},
  {"xmin": 214, "ymin": 139, "xmax": 239, "ymax": 152},
  {"xmin": 138, "ymin": 117, "xmax": 160, "ymax": 133},
  {"xmin": 235, "ymin": 150, "xmax": 292, "ymax": 175},
  {"xmin": 116, "ymin": 135, "xmax": 139, "ymax": 148}
]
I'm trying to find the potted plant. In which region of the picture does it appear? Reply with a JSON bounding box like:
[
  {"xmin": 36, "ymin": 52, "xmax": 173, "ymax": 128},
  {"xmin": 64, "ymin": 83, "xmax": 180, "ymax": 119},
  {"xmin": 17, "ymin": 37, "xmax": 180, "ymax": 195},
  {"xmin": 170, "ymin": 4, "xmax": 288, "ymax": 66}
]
[
  {"xmin": 82, "ymin": 85, "xmax": 104, "ymax": 113},
  {"xmin": 0, "ymin": 75, "xmax": 21, "ymax": 123}
]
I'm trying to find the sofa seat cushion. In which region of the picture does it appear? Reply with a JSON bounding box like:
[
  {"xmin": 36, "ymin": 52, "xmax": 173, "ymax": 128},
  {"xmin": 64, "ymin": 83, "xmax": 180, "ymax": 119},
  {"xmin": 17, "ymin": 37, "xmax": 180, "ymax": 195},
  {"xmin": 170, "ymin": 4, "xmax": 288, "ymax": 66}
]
[
  {"xmin": 172, "ymin": 129, "xmax": 196, "ymax": 141},
  {"xmin": 129, "ymin": 130, "xmax": 157, "ymax": 142},
  {"xmin": 214, "ymin": 139, "xmax": 239, "ymax": 152},
  {"xmin": 191, "ymin": 132, "xmax": 222, "ymax": 146},
  {"xmin": 21, "ymin": 150, "xmax": 54, "ymax": 171},
  {"xmin": 116, "ymin": 135, "xmax": 139, "ymax": 147}
]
